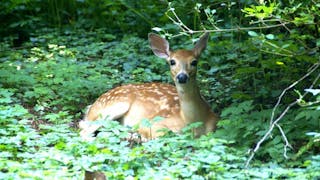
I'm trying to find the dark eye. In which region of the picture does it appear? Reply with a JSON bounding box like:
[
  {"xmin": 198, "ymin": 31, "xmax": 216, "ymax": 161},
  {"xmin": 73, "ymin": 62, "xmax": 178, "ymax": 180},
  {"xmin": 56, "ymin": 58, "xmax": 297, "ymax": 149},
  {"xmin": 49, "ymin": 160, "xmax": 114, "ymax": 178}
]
[
  {"xmin": 169, "ymin": 59, "xmax": 176, "ymax": 66},
  {"xmin": 190, "ymin": 60, "xmax": 198, "ymax": 66}
]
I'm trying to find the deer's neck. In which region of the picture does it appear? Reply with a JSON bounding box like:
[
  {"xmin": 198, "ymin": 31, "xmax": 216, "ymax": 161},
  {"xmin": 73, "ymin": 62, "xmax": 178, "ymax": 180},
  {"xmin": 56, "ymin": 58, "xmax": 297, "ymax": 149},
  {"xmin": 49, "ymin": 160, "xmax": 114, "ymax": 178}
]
[{"xmin": 175, "ymin": 80, "xmax": 207, "ymax": 124}]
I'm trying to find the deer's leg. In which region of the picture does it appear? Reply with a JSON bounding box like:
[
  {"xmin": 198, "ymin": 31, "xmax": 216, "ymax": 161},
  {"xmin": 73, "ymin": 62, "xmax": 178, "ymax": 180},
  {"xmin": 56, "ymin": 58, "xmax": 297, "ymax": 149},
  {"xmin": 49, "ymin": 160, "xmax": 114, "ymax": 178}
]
[
  {"xmin": 80, "ymin": 102, "xmax": 130, "ymax": 180},
  {"xmin": 79, "ymin": 102, "xmax": 130, "ymax": 140}
]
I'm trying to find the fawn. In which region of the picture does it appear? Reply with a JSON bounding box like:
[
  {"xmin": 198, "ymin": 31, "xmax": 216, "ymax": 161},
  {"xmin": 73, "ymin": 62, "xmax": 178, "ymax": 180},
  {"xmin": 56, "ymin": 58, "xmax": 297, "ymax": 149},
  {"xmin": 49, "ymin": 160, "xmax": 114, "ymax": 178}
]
[
  {"xmin": 80, "ymin": 32, "xmax": 219, "ymax": 180},
  {"xmin": 79, "ymin": 32, "xmax": 218, "ymax": 140}
]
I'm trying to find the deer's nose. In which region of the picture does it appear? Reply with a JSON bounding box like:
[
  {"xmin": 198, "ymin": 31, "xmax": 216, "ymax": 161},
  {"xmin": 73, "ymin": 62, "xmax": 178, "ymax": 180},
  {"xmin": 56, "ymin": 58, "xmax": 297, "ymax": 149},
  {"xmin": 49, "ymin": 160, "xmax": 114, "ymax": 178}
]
[{"xmin": 176, "ymin": 73, "xmax": 188, "ymax": 84}]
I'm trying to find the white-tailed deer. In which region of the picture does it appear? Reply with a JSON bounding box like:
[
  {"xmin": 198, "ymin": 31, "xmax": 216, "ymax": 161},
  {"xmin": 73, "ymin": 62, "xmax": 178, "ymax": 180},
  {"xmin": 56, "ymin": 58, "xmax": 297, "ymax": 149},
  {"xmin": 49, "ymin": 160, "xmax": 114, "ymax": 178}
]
[
  {"xmin": 80, "ymin": 32, "xmax": 219, "ymax": 180},
  {"xmin": 80, "ymin": 32, "xmax": 218, "ymax": 141}
]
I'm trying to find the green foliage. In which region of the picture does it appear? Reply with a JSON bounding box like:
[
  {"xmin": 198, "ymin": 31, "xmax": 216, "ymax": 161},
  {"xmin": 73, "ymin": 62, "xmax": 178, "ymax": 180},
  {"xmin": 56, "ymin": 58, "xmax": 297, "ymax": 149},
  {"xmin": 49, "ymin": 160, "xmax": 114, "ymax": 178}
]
[
  {"xmin": 242, "ymin": 2, "xmax": 276, "ymax": 19},
  {"xmin": 178, "ymin": 1, "xmax": 320, "ymax": 164},
  {"xmin": 0, "ymin": 0, "xmax": 168, "ymax": 45},
  {"xmin": 0, "ymin": 88, "xmax": 319, "ymax": 179},
  {"xmin": 0, "ymin": 29, "xmax": 170, "ymax": 114},
  {"xmin": 0, "ymin": 0, "xmax": 320, "ymax": 179}
]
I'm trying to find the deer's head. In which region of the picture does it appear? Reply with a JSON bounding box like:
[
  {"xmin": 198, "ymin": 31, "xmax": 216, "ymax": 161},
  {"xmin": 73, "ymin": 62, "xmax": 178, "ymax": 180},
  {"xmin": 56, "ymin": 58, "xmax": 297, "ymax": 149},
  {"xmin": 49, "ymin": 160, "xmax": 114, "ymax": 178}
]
[{"xmin": 149, "ymin": 33, "xmax": 209, "ymax": 85}]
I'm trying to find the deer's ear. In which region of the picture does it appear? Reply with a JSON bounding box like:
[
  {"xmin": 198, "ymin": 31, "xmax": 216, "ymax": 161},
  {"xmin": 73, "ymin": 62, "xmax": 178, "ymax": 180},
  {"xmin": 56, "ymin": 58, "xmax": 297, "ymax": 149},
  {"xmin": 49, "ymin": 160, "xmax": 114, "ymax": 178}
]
[
  {"xmin": 193, "ymin": 32, "xmax": 209, "ymax": 58},
  {"xmin": 149, "ymin": 33, "xmax": 170, "ymax": 59}
]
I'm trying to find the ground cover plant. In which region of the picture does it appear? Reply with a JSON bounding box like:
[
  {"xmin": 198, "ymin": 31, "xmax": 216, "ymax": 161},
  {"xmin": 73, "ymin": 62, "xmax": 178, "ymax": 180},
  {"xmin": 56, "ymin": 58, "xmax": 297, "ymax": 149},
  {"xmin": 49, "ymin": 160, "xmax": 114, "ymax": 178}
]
[{"xmin": 0, "ymin": 0, "xmax": 319, "ymax": 179}]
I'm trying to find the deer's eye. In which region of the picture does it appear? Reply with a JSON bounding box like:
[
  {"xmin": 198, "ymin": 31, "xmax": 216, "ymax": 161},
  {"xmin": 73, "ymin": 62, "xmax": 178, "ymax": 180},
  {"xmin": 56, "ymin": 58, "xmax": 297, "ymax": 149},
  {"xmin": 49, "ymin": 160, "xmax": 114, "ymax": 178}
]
[
  {"xmin": 190, "ymin": 60, "xmax": 198, "ymax": 66},
  {"xmin": 169, "ymin": 59, "xmax": 176, "ymax": 66}
]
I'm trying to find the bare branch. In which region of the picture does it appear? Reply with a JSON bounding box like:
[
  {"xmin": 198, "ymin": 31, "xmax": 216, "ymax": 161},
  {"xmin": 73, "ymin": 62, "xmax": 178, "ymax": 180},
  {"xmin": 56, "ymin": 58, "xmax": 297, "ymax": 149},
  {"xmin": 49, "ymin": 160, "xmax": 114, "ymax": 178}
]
[
  {"xmin": 270, "ymin": 62, "xmax": 320, "ymax": 126},
  {"xmin": 276, "ymin": 124, "xmax": 293, "ymax": 159},
  {"xmin": 165, "ymin": 4, "xmax": 291, "ymax": 35},
  {"xmin": 245, "ymin": 100, "xmax": 297, "ymax": 168},
  {"xmin": 260, "ymin": 49, "xmax": 294, "ymax": 57},
  {"xmin": 166, "ymin": 4, "xmax": 194, "ymax": 34},
  {"xmin": 245, "ymin": 60, "xmax": 320, "ymax": 168}
]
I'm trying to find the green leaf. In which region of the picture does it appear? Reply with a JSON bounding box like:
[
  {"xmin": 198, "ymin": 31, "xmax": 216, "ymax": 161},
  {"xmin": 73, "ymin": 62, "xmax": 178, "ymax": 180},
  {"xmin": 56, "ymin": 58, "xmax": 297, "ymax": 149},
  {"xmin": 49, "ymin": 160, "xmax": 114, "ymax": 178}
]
[
  {"xmin": 266, "ymin": 34, "xmax": 275, "ymax": 40},
  {"xmin": 153, "ymin": 116, "xmax": 165, "ymax": 122},
  {"xmin": 248, "ymin": 31, "xmax": 258, "ymax": 37},
  {"xmin": 152, "ymin": 27, "xmax": 162, "ymax": 32},
  {"xmin": 316, "ymin": 38, "xmax": 320, "ymax": 47},
  {"xmin": 140, "ymin": 118, "xmax": 152, "ymax": 128},
  {"xmin": 305, "ymin": 89, "xmax": 320, "ymax": 96}
]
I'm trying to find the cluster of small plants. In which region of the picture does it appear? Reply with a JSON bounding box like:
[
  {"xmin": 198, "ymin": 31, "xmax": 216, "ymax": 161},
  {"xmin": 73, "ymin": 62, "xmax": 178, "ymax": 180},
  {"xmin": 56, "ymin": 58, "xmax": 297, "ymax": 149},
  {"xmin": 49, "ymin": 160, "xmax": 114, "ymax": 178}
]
[
  {"xmin": 1, "ymin": 87, "xmax": 319, "ymax": 179},
  {"xmin": 1, "ymin": 0, "xmax": 319, "ymax": 179}
]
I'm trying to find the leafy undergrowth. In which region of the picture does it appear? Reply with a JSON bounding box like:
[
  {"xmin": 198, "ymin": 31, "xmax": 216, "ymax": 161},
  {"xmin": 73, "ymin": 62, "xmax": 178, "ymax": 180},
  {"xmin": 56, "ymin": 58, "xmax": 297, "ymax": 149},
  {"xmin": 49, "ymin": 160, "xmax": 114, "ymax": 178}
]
[
  {"xmin": 0, "ymin": 29, "xmax": 319, "ymax": 179},
  {"xmin": 0, "ymin": 89, "xmax": 319, "ymax": 179}
]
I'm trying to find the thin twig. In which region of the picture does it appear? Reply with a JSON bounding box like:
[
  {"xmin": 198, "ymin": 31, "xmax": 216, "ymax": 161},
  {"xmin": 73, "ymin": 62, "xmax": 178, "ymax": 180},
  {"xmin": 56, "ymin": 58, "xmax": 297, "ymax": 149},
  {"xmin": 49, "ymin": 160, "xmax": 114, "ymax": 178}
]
[
  {"xmin": 276, "ymin": 123, "xmax": 292, "ymax": 159},
  {"xmin": 246, "ymin": 60, "xmax": 320, "ymax": 168},
  {"xmin": 246, "ymin": 100, "xmax": 297, "ymax": 168},
  {"xmin": 260, "ymin": 49, "xmax": 293, "ymax": 57},
  {"xmin": 165, "ymin": 4, "xmax": 290, "ymax": 35},
  {"xmin": 166, "ymin": 4, "xmax": 194, "ymax": 33},
  {"xmin": 270, "ymin": 62, "xmax": 320, "ymax": 126}
]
